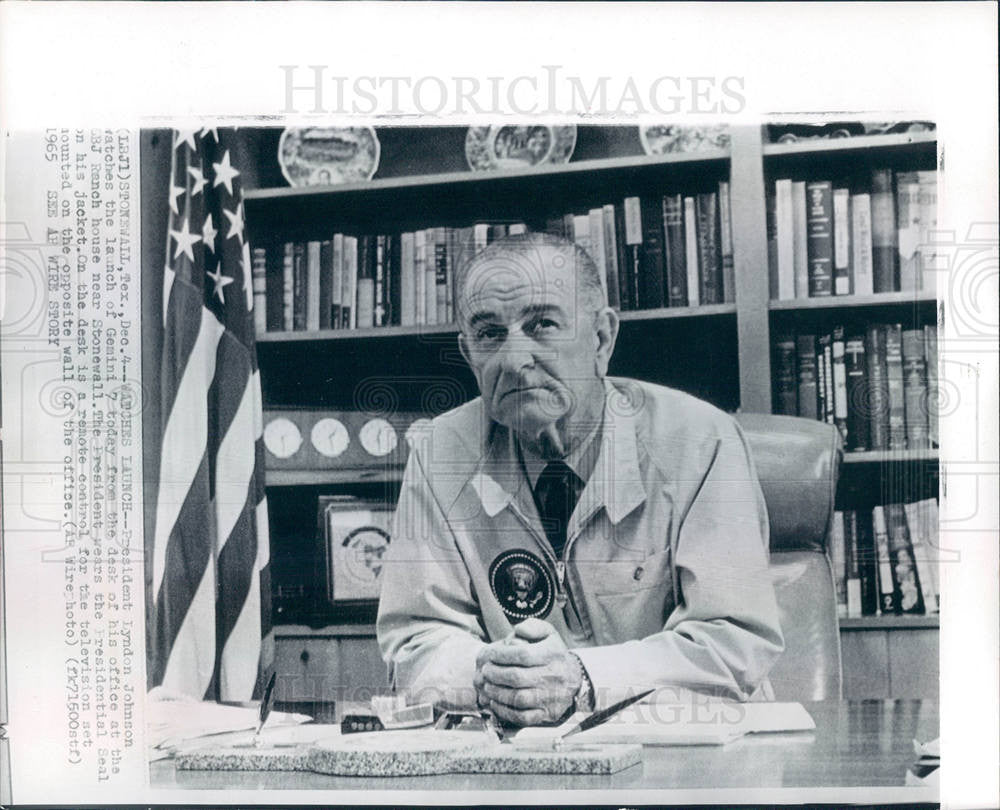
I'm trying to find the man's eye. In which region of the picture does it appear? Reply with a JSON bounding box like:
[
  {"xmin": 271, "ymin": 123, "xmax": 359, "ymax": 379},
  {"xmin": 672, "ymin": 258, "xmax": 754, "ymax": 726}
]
[
  {"xmin": 527, "ymin": 318, "xmax": 560, "ymax": 335},
  {"xmin": 475, "ymin": 325, "xmax": 505, "ymax": 342}
]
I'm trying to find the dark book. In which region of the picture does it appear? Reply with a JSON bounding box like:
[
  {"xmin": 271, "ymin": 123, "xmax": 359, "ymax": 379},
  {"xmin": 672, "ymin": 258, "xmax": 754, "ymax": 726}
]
[
  {"xmin": 265, "ymin": 243, "xmax": 283, "ymax": 331},
  {"xmin": 281, "ymin": 241, "xmax": 295, "ymax": 331},
  {"xmin": 639, "ymin": 197, "xmax": 666, "ymax": 308},
  {"xmin": 871, "ymin": 169, "xmax": 898, "ymax": 292},
  {"xmin": 872, "ymin": 505, "xmax": 895, "ymax": 614},
  {"xmin": 292, "ymin": 241, "xmax": 307, "ymax": 331},
  {"xmin": 924, "ymin": 325, "xmax": 938, "ymax": 446},
  {"xmin": 854, "ymin": 508, "xmax": 880, "ymax": 616},
  {"xmin": 387, "ymin": 233, "xmax": 401, "ymax": 326},
  {"xmin": 805, "ymin": 181, "xmax": 834, "ymax": 296},
  {"xmin": 766, "ymin": 189, "xmax": 779, "ymax": 299},
  {"xmin": 620, "ymin": 199, "xmax": 642, "ymax": 310},
  {"xmin": 355, "ymin": 235, "xmax": 376, "ymax": 329},
  {"xmin": 831, "ymin": 326, "xmax": 848, "ymax": 442},
  {"xmin": 773, "ymin": 334, "xmax": 798, "ymax": 416},
  {"xmin": 662, "ymin": 194, "xmax": 688, "ymax": 307},
  {"xmin": 885, "ymin": 502, "xmax": 925, "ymax": 614},
  {"xmin": 696, "ymin": 192, "xmax": 721, "ymax": 305},
  {"xmin": 884, "ymin": 323, "xmax": 906, "ymax": 450},
  {"xmin": 433, "ymin": 227, "xmax": 449, "ymax": 324},
  {"xmin": 319, "ymin": 239, "xmax": 333, "ymax": 330},
  {"xmin": 844, "ymin": 334, "xmax": 869, "ymax": 451},
  {"xmin": 902, "ymin": 328, "xmax": 930, "ymax": 449},
  {"xmin": 864, "ymin": 324, "xmax": 890, "ymax": 450},
  {"xmin": 796, "ymin": 334, "xmax": 818, "ymax": 420},
  {"xmin": 818, "ymin": 332, "xmax": 834, "ymax": 426},
  {"xmin": 601, "ymin": 204, "xmax": 622, "ymax": 310}
]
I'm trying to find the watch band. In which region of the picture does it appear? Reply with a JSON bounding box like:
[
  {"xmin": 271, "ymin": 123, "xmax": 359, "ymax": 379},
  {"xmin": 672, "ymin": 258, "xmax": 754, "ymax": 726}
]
[{"xmin": 570, "ymin": 653, "xmax": 594, "ymax": 713}]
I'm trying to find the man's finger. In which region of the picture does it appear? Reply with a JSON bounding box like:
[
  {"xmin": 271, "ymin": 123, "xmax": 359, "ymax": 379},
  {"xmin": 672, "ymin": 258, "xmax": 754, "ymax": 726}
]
[
  {"xmin": 480, "ymin": 640, "xmax": 550, "ymax": 667},
  {"xmin": 513, "ymin": 618, "xmax": 555, "ymax": 643},
  {"xmin": 478, "ymin": 681, "xmax": 543, "ymax": 711},
  {"xmin": 480, "ymin": 661, "xmax": 541, "ymax": 688},
  {"xmin": 486, "ymin": 700, "xmax": 548, "ymax": 728}
]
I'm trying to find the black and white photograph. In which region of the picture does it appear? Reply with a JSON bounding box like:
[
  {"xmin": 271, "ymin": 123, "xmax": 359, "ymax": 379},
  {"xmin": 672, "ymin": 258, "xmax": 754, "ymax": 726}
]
[{"xmin": 0, "ymin": 3, "xmax": 997, "ymax": 808}]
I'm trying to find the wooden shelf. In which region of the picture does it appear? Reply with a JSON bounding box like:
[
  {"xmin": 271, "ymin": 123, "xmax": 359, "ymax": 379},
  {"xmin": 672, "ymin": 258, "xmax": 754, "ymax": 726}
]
[
  {"xmin": 619, "ymin": 303, "xmax": 736, "ymax": 322},
  {"xmin": 839, "ymin": 614, "xmax": 940, "ymax": 630},
  {"xmin": 245, "ymin": 148, "xmax": 731, "ymax": 204},
  {"xmin": 769, "ymin": 291, "xmax": 937, "ymax": 311},
  {"xmin": 763, "ymin": 131, "xmax": 937, "ymax": 158},
  {"xmin": 843, "ymin": 449, "xmax": 938, "ymax": 464},
  {"xmin": 266, "ymin": 467, "xmax": 404, "ymax": 487}
]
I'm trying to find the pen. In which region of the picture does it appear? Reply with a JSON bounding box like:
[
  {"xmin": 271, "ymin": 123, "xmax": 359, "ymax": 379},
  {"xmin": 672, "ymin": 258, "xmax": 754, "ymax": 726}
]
[
  {"xmin": 253, "ymin": 671, "xmax": 277, "ymax": 746},
  {"xmin": 553, "ymin": 688, "xmax": 655, "ymax": 749}
]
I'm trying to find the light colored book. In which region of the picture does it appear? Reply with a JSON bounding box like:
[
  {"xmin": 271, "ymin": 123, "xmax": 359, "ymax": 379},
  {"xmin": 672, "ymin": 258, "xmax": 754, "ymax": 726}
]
[
  {"xmin": 896, "ymin": 172, "xmax": 922, "ymax": 291},
  {"xmin": 306, "ymin": 240, "xmax": 321, "ymax": 331},
  {"xmin": 850, "ymin": 193, "xmax": 874, "ymax": 296},
  {"xmin": 588, "ymin": 207, "xmax": 608, "ymax": 300},
  {"xmin": 331, "ymin": 233, "xmax": 343, "ymax": 329},
  {"xmin": 775, "ymin": 179, "xmax": 795, "ymax": 299},
  {"xmin": 904, "ymin": 499, "xmax": 939, "ymax": 612},
  {"xmin": 833, "ymin": 188, "xmax": 851, "ymax": 295},
  {"xmin": 791, "ymin": 180, "xmax": 808, "ymax": 299},
  {"xmin": 684, "ymin": 196, "xmax": 700, "ymax": 307},
  {"xmin": 916, "ymin": 171, "xmax": 938, "ymax": 294},
  {"xmin": 423, "ymin": 228, "xmax": 437, "ymax": 326},
  {"xmin": 343, "ymin": 235, "xmax": 358, "ymax": 330},
  {"xmin": 400, "ymin": 232, "xmax": 415, "ymax": 326},
  {"xmin": 414, "ymin": 229, "xmax": 426, "ymax": 325}
]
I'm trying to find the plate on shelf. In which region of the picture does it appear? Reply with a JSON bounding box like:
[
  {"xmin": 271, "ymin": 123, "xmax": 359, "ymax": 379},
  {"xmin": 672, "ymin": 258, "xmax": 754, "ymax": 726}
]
[
  {"xmin": 465, "ymin": 125, "xmax": 577, "ymax": 171},
  {"xmin": 639, "ymin": 125, "xmax": 730, "ymax": 155},
  {"xmin": 278, "ymin": 127, "xmax": 380, "ymax": 187}
]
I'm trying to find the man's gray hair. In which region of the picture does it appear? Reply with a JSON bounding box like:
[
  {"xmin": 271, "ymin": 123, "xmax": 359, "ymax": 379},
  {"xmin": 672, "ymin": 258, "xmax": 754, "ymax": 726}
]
[{"xmin": 456, "ymin": 232, "xmax": 606, "ymax": 324}]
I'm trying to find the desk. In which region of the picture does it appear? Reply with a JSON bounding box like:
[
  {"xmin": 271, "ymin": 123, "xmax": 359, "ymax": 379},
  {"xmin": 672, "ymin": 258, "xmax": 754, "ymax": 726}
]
[{"xmin": 150, "ymin": 700, "xmax": 937, "ymax": 795}]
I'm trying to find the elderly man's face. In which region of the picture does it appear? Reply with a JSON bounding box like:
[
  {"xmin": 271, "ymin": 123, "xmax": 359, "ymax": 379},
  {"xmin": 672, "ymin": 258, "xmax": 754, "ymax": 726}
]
[{"xmin": 458, "ymin": 245, "xmax": 617, "ymax": 446}]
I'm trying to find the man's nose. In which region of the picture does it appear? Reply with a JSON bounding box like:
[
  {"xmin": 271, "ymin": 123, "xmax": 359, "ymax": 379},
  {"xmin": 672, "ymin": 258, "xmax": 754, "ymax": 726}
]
[{"xmin": 495, "ymin": 332, "xmax": 535, "ymax": 373}]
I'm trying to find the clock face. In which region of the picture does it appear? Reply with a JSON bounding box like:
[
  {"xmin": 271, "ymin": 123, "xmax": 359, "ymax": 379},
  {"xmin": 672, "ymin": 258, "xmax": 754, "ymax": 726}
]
[
  {"xmin": 359, "ymin": 417, "xmax": 398, "ymax": 457},
  {"xmin": 263, "ymin": 417, "xmax": 303, "ymax": 459},
  {"xmin": 311, "ymin": 417, "xmax": 350, "ymax": 458}
]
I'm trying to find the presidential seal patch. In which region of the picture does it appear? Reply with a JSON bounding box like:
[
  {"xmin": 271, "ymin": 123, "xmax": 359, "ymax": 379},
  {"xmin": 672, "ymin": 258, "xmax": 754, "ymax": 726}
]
[{"xmin": 488, "ymin": 549, "xmax": 554, "ymax": 623}]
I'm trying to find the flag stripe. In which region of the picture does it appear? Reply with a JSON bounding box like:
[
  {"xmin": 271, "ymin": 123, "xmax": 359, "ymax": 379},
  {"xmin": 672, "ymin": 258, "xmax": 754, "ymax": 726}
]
[{"xmin": 160, "ymin": 554, "xmax": 217, "ymax": 698}]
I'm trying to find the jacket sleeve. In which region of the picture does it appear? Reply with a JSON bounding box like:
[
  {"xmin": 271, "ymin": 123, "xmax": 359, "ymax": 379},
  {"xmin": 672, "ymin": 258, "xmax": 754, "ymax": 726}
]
[
  {"xmin": 572, "ymin": 417, "xmax": 784, "ymax": 706},
  {"xmin": 375, "ymin": 443, "xmax": 486, "ymax": 711}
]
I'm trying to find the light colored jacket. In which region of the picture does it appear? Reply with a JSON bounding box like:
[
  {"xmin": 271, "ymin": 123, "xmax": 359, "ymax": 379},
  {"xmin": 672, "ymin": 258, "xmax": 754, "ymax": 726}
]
[{"xmin": 376, "ymin": 377, "xmax": 784, "ymax": 710}]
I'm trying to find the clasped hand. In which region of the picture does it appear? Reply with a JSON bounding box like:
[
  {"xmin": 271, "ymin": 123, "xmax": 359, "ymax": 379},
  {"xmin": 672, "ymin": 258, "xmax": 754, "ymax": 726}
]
[{"xmin": 473, "ymin": 618, "xmax": 581, "ymax": 727}]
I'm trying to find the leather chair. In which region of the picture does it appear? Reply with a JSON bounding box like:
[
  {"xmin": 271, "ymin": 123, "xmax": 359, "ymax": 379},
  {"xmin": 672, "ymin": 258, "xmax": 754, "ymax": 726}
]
[{"xmin": 734, "ymin": 413, "xmax": 844, "ymax": 701}]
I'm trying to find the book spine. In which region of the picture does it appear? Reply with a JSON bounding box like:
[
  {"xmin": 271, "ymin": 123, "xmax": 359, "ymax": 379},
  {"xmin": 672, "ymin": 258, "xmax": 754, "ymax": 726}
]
[
  {"xmin": 885, "ymin": 502, "xmax": 925, "ymax": 613},
  {"xmin": 854, "ymin": 509, "xmax": 880, "ymax": 616},
  {"xmin": 831, "ymin": 326, "xmax": 848, "ymax": 442},
  {"xmin": 623, "ymin": 196, "xmax": 643, "ymax": 309},
  {"xmin": 251, "ymin": 246, "xmax": 267, "ymax": 334},
  {"xmin": 872, "ymin": 505, "xmax": 895, "ymax": 614},
  {"xmin": 917, "ymin": 499, "xmax": 940, "ymax": 610},
  {"xmin": 696, "ymin": 192, "xmax": 720, "ymax": 305},
  {"xmin": 806, "ymin": 181, "xmax": 834, "ymax": 297},
  {"xmin": 815, "ymin": 333, "xmax": 828, "ymax": 424},
  {"xmin": 433, "ymin": 227, "xmax": 449, "ymax": 324},
  {"xmin": 850, "ymin": 193, "xmax": 874, "ymax": 296},
  {"xmin": 319, "ymin": 239, "xmax": 333, "ymax": 330},
  {"xmin": 264, "ymin": 242, "xmax": 283, "ymax": 332},
  {"xmin": 870, "ymin": 169, "xmax": 898, "ymax": 292},
  {"xmin": 773, "ymin": 334, "xmax": 798, "ymax": 415},
  {"xmin": 292, "ymin": 242, "xmax": 307, "ymax": 331},
  {"xmin": 917, "ymin": 172, "xmax": 938, "ymax": 294},
  {"xmin": 864, "ymin": 324, "xmax": 890, "ymax": 450},
  {"xmin": 791, "ymin": 180, "xmax": 809, "ymax": 299},
  {"xmin": 895, "ymin": 173, "xmax": 921, "ymax": 291},
  {"xmin": 844, "ymin": 334, "xmax": 869, "ymax": 451},
  {"xmin": 414, "ymin": 229, "xmax": 426, "ymax": 326},
  {"xmin": 796, "ymin": 334, "xmax": 818, "ymax": 420},
  {"xmin": 331, "ymin": 233, "xmax": 343, "ymax": 329},
  {"xmin": 356, "ymin": 235, "xmax": 375, "ymax": 329},
  {"xmin": 445, "ymin": 228, "xmax": 457, "ymax": 322},
  {"xmin": 831, "ymin": 510, "xmax": 849, "ymax": 617},
  {"xmin": 775, "ymin": 179, "xmax": 795, "ymax": 299},
  {"xmin": 718, "ymin": 181, "xmax": 735, "ymax": 304},
  {"xmin": 844, "ymin": 510, "xmax": 863, "ymax": 618},
  {"xmin": 640, "ymin": 197, "xmax": 666, "ymax": 308},
  {"xmin": 343, "ymin": 234, "xmax": 357, "ymax": 330},
  {"xmin": 821, "ymin": 333, "xmax": 834, "ymax": 425},
  {"xmin": 662, "ymin": 195, "xmax": 688, "ymax": 307},
  {"xmin": 884, "ymin": 323, "xmax": 906, "ymax": 450},
  {"xmin": 833, "ymin": 188, "xmax": 851, "ymax": 295},
  {"xmin": 373, "ymin": 234, "xmax": 386, "ymax": 327},
  {"xmin": 572, "ymin": 214, "xmax": 591, "ymax": 258},
  {"xmin": 282, "ymin": 242, "xmax": 294, "ymax": 330},
  {"xmin": 306, "ymin": 240, "xmax": 321, "ymax": 331},
  {"xmin": 902, "ymin": 328, "xmax": 930, "ymax": 449},
  {"xmin": 400, "ymin": 231, "xmax": 416, "ymax": 327},
  {"xmin": 903, "ymin": 501, "xmax": 938, "ymax": 614},
  {"xmin": 683, "ymin": 196, "xmax": 700, "ymax": 307},
  {"xmin": 473, "ymin": 222, "xmax": 490, "ymax": 253},
  {"xmin": 588, "ymin": 208, "xmax": 609, "ymax": 303},
  {"xmin": 924, "ymin": 325, "xmax": 938, "ymax": 446},
  {"xmin": 602, "ymin": 204, "xmax": 622, "ymax": 309},
  {"xmin": 388, "ymin": 233, "xmax": 401, "ymax": 325},
  {"xmin": 507, "ymin": 223, "xmax": 527, "ymax": 236},
  {"xmin": 766, "ymin": 188, "xmax": 779, "ymax": 300},
  {"xmin": 423, "ymin": 228, "xmax": 437, "ymax": 326}
]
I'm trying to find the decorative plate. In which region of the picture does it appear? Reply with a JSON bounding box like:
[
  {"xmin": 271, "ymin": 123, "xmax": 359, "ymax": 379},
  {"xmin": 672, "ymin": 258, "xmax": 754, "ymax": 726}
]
[
  {"xmin": 639, "ymin": 125, "xmax": 731, "ymax": 155},
  {"xmin": 278, "ymin": 127, "xmax": 380, "ymax": 187},
  {"xmin": 465, "ymin": 125, "xmax": 577, "ymax": 171}
]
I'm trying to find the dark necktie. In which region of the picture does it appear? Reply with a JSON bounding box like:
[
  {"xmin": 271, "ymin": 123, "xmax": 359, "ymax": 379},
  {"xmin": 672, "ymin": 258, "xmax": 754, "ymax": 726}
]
[{"xmin": 533, "ymin": 461, "xmax": 583, "ymax": 560}]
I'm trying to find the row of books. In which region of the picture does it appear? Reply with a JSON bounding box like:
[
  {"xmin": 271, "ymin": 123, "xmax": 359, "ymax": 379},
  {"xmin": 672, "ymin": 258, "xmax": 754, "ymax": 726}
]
[
  {"xmin": 773, "ymin": 324, "xmax": 938, "ymax": 451},
  {"xmin": 767, "ymin": 169, "xmax": 938, "ymax": 300},
  {"xmin": 831, "ymin": 499, "xmax": 939, "ymax": 618},
  {"xmin": 249, "ymin": 185, "xmax": 738, "ymax": 333}
]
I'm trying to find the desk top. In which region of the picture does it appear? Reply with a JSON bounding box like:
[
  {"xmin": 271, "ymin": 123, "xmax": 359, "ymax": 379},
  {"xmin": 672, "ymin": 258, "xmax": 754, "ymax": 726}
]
[{"xmin": 149, "ymin": 699, "xmax": 938, "ymax": 795}]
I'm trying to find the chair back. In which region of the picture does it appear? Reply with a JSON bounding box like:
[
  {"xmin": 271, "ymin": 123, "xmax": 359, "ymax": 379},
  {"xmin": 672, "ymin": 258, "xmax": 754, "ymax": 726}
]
[{"xmin": 734, "ymin": 413, "xmax": 844, "ymax": 701}]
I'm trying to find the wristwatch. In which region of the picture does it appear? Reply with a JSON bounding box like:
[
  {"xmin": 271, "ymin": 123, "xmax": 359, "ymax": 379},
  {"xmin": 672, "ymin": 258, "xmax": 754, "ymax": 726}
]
[{"xmin": 570, "ymin": 653, "xmax": 594, "ymax": 713}]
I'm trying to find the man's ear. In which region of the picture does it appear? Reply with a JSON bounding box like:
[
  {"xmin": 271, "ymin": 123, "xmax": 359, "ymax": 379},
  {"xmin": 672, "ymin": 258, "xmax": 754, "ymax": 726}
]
[
  {"xmin": 593, "ymin": 306, "xmax": 620, "ymax": 377},
  {"xmin": 458, "ymin": 330, "xmax": 472, "ymax": 368}
]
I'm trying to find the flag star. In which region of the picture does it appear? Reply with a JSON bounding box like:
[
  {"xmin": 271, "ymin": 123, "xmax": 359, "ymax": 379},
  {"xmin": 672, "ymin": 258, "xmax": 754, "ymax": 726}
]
[
  {"xmin": 212, "ymin": 150, "xmax": 240, "ymax": 196},
  {"xmin": 169, "ymin": 218, "xmax": 202, "ymax": 262},
  {"xmin": 202, "ymin": 213, "xmax": 218, "ymax": 253},
  {"xmin": 174, "ymin": 129, "xmax": 199, "ymax": 151},
  {"xmin": 168, "ymin": 183, "xmax": 185, "ymax": 215},
  {"xmin": 223, "ymin": 202, "xmax": 245, "ymax": 245},
  {"xmin": 187, "ymin": 165, "xmax": 207, "ymax": 197},
  {"xmin": 202, "ymin": 127, "xmax": 219, "ymax": 143},
  {"xmin": 206, "ymin": 265, "xmax": 234, "ymax": 305}
]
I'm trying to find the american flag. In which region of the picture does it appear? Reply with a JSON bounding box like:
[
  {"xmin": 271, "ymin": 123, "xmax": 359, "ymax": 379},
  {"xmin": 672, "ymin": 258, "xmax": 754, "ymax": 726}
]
[{"xmin": 148, "ymin": 128, "xmax": 272, "ymax": 700}]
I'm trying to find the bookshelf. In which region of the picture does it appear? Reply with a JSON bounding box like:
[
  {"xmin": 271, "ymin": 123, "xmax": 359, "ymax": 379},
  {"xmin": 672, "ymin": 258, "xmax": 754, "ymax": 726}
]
[{"xmin": 242, "ymin": 125, "xmax": 939, "ymax": 701}]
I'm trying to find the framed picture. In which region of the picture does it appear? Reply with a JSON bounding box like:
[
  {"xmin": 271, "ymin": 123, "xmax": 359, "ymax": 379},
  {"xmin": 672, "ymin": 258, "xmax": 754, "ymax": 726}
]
[{"xmin": 320, "ymin": 496, "xmax": 394, "ymax": 603}]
